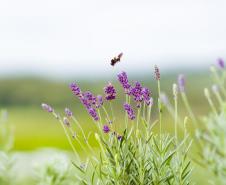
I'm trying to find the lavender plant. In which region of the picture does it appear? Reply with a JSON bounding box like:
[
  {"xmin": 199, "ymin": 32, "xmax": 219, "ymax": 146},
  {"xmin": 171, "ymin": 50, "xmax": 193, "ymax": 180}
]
[
  {"xmin": 195, "ymin": 58, "xmax": 226, "ymax": 184},
  {"xmin": 42, "ymin": 66, "xmax": 192, "ymax": 184}
]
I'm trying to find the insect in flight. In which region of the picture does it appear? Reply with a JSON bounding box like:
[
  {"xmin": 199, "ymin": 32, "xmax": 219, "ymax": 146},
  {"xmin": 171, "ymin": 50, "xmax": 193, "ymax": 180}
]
[{"xmin": 110, "ymin": 52, "xmax": 123, "ymax": 66}]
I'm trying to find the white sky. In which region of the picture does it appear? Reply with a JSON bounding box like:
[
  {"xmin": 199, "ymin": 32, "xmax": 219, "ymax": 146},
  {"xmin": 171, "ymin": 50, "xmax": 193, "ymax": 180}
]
[{"xmin": 0, "ymin": 0, "xmax": 225, "ymax": 78}]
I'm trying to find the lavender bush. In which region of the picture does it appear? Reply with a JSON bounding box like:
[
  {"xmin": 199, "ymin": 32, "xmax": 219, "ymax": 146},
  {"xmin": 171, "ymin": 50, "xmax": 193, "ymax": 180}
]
[
  {"xmin": 195, "ymin": 59, "xmax": 226, "ymax": 184},
  {"xmin": 42, "ymin": 66, "xmax": 192, "ymax": 184},
  {"xmin": 160, "ymin": 58, "xmax": 226, "ymax": 184}
]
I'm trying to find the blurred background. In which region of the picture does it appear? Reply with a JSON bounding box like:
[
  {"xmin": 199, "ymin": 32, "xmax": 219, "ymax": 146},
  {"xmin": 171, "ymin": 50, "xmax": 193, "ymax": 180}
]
[
  {"xmin": 0, "ymin": 0, "xmax": 225, "ymax": 149},
  {"xmin": 0, "ymin": 0, "xmax": 226, "ymax": 183},
  {"xmin": 0, "ymin": 0, "xmax": 225, "ymax": 183}
]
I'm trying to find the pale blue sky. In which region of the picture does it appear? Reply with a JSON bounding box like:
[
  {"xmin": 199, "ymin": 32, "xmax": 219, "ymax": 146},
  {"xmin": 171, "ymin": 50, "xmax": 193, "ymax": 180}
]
[{"xmin": 0, "ymin": 0, "xmax": 225, "ymax": 78}]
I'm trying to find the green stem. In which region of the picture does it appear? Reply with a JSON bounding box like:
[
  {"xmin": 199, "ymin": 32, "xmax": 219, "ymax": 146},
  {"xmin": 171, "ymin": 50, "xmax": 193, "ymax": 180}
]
[
  {"xmin": 157, "ymin": 80, "xmax": 162, "ymax": 146},
  {"xmin": 102, "ymin": 106, "xmax": 111, "ymax": 123},
  {"xmin": 212, "ymin": 68, "xmax": 226, "ymax": 97},
  {"xmin": 205, "ymin": 89, "xmax": 218, "ymax": 116},
  {"xmin": 181, "ymin": 92, "xmax": 197, "ymax": 126},
  {"xmin": 174, "ymin": 98, "xmax": 178, "ymax": 142},
  {"xmin": 136, "ymin": 108, "xmax": 141, "ymax": 132},
  {"xmin": 72, "ymin": 116, "xmax": 98, "ymax": 158},
  {"xmin": 147, "ymin": 104, "xmax": 152, "ymax": 126},
  {"xmin": 57, "ymin": 117, "xmax": 78, "ymax": 159}
]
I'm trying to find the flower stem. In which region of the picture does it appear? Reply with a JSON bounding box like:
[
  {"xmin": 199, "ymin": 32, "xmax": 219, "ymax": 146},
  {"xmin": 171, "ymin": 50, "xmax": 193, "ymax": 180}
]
[
  {"xmin": 181, "ymin": 92, "xmax": 197, "ymax": 126},
  {"xmin": 157, "ymin": 80, "xmax": 162, "ymax": 144},
  {"xmin": 58, "ymin": 116, "xmax": 79, "ymax": 159}
]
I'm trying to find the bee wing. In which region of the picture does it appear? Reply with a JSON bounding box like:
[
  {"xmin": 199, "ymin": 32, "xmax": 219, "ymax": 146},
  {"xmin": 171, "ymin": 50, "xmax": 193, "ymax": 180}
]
[{"xmin": 118, "ymin": 52, "xmax": 123, "ymax": 59}]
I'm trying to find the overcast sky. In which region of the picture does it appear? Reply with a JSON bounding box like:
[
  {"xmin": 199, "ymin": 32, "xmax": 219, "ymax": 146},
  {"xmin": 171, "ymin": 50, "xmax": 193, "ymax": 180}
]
[{"xmin": 0, "ymin": 0, "xmax": 225, "ymax": 78}]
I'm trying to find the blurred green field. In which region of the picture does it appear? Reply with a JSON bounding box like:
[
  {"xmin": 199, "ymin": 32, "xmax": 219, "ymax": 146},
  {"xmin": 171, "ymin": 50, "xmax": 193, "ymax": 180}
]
[{"xmin": 2, "ymin": 70, "xmax": 212, "ymax": 150}]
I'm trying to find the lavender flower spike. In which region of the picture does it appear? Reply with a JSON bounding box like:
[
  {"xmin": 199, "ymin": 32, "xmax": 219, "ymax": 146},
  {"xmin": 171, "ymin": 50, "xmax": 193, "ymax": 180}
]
[
  {"xmin": 103, "ymin": 125, "xmax": 110, "ymax": 133},
  {"xmin": 218, "ymin": 58, "xmax": 225, "ymax": 69},
  {"xmin": 117, "ymin": 71, "xmax": 131, "ymax": 90},
  {"xmin": 124, "ymin": 103, "xmax": 136, "ymax": 120},
  {"xmin": 65, "ymin": 108, "xmax": 73, "ymax": 117},
  {"xmin": 63, "ymin": 117, "xmax": 70, "ymax": 127},
  {"xmin": 178, "ymin": 74, "xmax": 185, "ymax": 92},
  {"xmin": 96, "ymin": 95, "xmax": 104, "ymax": 108},
  {"xmin": 104, "ymin": 83, "xmax": 116, "ymax": 101},
  {"xmin": 70, "ymin": 82, "xmax": 82, "ymax": 96},
  {"xmin": 88, "ymin": 107, "xmax": 99, "ymax": 121},
  {"xmin": 41, "ymin": 103, "xmax": 53, "ymax": 113},
  {"xmin": 154, "ymin": 65, "xmax": 160, "ymax": 80},
  {"xmin": 141, "ymin": 87, "xmax": 151, "ymax": 105},
  {"xmin": 130, "ymin": 81, "xmax": 143, "ymax": 103}
]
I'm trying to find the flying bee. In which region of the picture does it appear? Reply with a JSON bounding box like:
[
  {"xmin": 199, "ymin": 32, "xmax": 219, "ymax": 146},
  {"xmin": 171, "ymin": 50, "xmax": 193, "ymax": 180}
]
[{"xmin": 110, "ymin": 52, "xmax": 123, "ymax": 66}]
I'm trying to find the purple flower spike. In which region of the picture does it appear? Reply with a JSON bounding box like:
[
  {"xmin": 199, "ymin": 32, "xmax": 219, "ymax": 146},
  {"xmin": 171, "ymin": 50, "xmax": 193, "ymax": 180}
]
[
  {"xmin": 65, "ymin": 108, "xmax": 73, "ymax": 117},
  {"xmin": 124, "ymin": 103, "xmax": 136, "ymax": 120},
  {"xmin": 218, "ymin": 58, "xmax": 225, "ymax": 69},
  {"xmin": 154, "ymin": 65, "xmax": 160, "ymax": 80},
  {"xmin": 141, "ymin": 87, "xmax": 151, "ymax": 105},
  {"xmin": 117, "ymin": 71, "xmax": 131, "ymax": 91},
  {"xmin": 178, "ymin": 74, "xmax": 185, "ymax": 92},
  {"xmin": 96, "ymin": 95, "xmax": 103, "ymax": 108},
  {"xmin": 103, "ymin": 125, "xmax": 110, "ymax": 133},
  {"xmin": 41, "ymin": 103, "xmax": 53, "ymax": 113},
  {"xmin": 70, "ymin": 82, "xmax": 82, "ymax": 96},
  {"xmin": 79, "ymin": 96, "xmax": 92, "ymax": 109},
  {"xmin": 104, "ymin": 83, "xmax": 116, "ymax": 101},
  {"xmin": 88, "ymin": 107, "xmax": 99, "ymax": 121},
  {"xmin": 130, "ymin": 82, "xmax": 143, "ymax": 105},
  {"xmin": 63, "ymin": 117, "xmax": 70, "ymax": 127},
  {"xmin": 83, "ymin": 91, "xmax": 96, "ymax": 105}
]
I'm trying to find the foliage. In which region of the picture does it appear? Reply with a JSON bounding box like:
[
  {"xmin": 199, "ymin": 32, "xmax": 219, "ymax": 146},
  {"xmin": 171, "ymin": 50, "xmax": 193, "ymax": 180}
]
[
  {"xmin": 196, "ymin": 62, "xmax": 226, "ymax": 184},
  {"xmin": 33, "ymin": 154, "xmax": 75, "ymax": 185},
  {"xmin": 43, "ymin": 67, "xmax": 193, "ymax": 184},
  {"xmin": 0, "ymin": 110, "xmax": 15, "ymax": 185}
]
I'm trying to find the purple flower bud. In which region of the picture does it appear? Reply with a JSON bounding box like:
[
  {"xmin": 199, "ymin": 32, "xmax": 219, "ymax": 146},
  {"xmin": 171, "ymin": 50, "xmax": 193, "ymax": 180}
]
[
  {"xmin": 96, "ymin": 95, "xmax": 103, "ymax": 108},
  {"xmin": 218, "ymin": 58, "xmax": 225, "ymax": 69},
  {"xmin": 130, "ymin": 82, "xmax": 143, "ymax": 103},
  {"xmin": 141, "ymin": 87, "xmax": 151, "ymax": 105},
  {"xmin": 65, "ymin": 108, "xmax": 73, "ymax": 117},
  {"xmin": 117, "ymin": 71, "xmax": 131, "ymax": 91},
  {"xmin": 178, "ymin": 74, "xmax": 185, "ymax": 92},
  {"xmin": 124, "ymin": 103, "xmax": 136, "ymax": 120},
  {"xmin": 117, "ymin": 135, "xmax": 122, "ymax": 141},
  {"xmin": 83, "ymin": 91, "xmax": 96, "ymax": 105},
  {"xmin": 154, "ymin": 65, "xmax": 160, "ymax": 80},
  {"xmin": 63, "ymin": 117, "xmax": 70, "ymax": 127},
  {"xmin": 103, "ymin": 125, "xmax": 110, "ymax": 133},
  {"xmin": 79, "ymin": 96, "xmax": 92, "ymax": 109},
  {"xmin": 70, "ymin": 82, "xmax": 82, "ymax": 96},
  {"xmin": 41, "ymin": 103, "xmax": 53, "ymax": 113},
  {"xmin": 104, "ymin": 83, "xmax": 116, "ymax": 101},
  {"xmin": 88, "ymin": 107, "xmax": 99, "ymax": 121}
]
